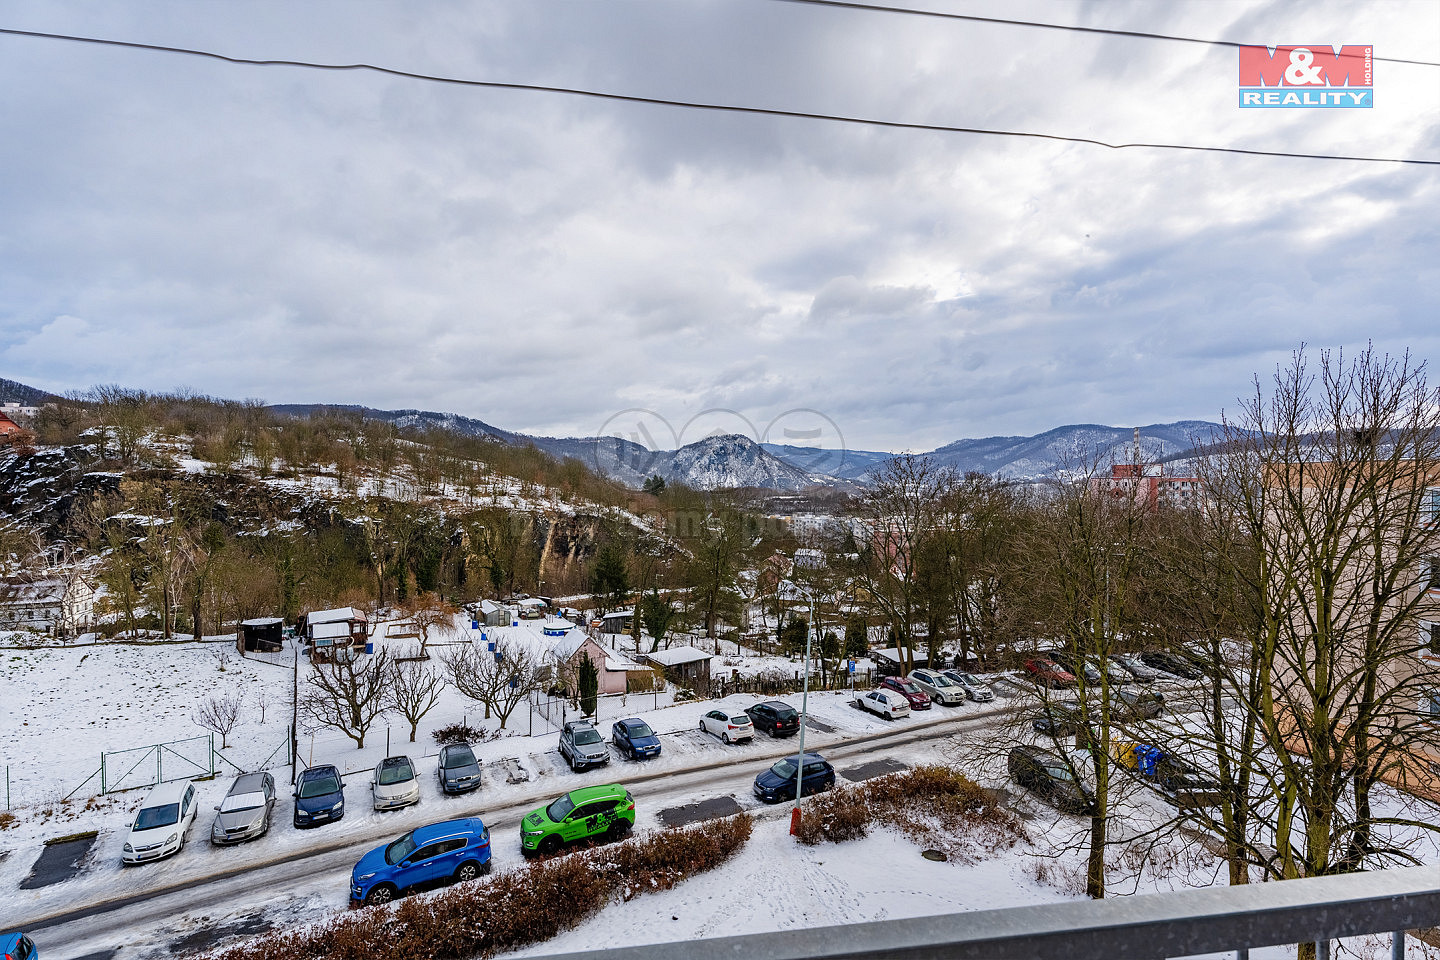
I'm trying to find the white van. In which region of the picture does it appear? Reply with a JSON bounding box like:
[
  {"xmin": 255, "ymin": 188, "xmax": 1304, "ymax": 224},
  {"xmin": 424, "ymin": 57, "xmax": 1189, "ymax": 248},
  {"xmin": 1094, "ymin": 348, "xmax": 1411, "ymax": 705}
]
[{"xmin": 122, "ymin": 780, "xmax": 199, "ymax": 865}]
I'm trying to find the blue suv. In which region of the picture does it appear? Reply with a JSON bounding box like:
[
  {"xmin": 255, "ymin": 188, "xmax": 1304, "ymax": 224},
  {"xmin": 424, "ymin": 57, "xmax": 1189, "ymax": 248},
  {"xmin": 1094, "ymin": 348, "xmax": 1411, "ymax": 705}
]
[
  {"xmin": 611, "ymin": 718, "xmax": 661, "ymax": 760},
  {"xmin": 350, "ymin": 818, "xmax": 491, "ymax": 906},
  {"xmin": 2, "ymin": 932, "xmax": 38, "ymax": 960},
  {"xmin": 293, "ymin": 765, "xmax": 345, "ymax": 828}
]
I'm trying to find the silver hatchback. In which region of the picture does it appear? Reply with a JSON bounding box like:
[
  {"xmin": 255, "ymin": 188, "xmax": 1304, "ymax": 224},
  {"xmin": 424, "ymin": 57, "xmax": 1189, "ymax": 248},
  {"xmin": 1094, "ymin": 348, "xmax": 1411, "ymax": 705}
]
[{"xmin": 211, "ymin": 771, "xmax": 276, "ymax": 845}]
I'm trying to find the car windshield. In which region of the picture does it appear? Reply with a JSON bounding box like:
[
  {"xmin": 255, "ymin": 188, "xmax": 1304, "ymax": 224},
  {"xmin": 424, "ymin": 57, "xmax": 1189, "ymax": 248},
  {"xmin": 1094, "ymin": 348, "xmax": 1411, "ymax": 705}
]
[
  {"xmin": 770, "ymin": 760, "xmax": 797, "ymax": 779},
  {"xmin": 956, "ymin": 673, "xmax": 979, "ymax": 684},
  {"xmin": 624, "ymin": 722, "xmax": 655, "ymax": 738},
  {"xmin": 894, "ymin": 680, "xmax": 919, "ymax": 693},
  {"xmin": 378, "ymin": 760, "xmax": 414, "ymax": 785},
  {"xmin": 299, "ymin": 775, "xmax": 340, "ymax": 798},
  {"xmin": 547, "ymin": 793, "xmax": 576, "ymax": 822},
  {"xmin": 219, "ymin": 792, "xmax": 266, "ymax": 813},
  {"xmin": 385, "ymin": 833, "xmax": 417, "ymax": 865},
  {"xmin": 444, "ymin": 745, "xmax": 477, "ymax": 768},
  {"xmin": 573, "ymin": 729, "xmax": 603, "ymax": 745},
  {"xmin": 1043, "ymin": 765, "xmax": 1075, "ymax": 782},
  {"xmin": 928, "ymin": 674, "xmax": 954, "ymax": 686},
  {"xmin": 771, "ymin": 706, "xmax": 797, "ymax": 720},
  {"xmin": 728, "ymin": 714, "xmax": 750, "ymax": 724},
  {"xmin": 134, "ymin": 803, "xmax": 180, "ymax": 830}
]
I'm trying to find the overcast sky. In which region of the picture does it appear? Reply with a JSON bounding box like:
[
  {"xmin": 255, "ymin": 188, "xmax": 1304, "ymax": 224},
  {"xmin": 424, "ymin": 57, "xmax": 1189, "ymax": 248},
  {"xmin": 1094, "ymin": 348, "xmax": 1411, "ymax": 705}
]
[{"xmin": 1, "ymin": 0, "xmax": 1436, "ymax": 452}]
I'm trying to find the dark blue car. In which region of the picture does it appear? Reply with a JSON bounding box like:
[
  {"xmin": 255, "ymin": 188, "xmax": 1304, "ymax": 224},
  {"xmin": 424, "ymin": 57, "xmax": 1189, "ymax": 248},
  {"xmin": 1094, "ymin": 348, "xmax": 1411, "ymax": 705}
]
[
  {"xmin": 611, "ymin": 718, "xmax": 662, "ymax": 760},
  {"xmin": 293, "ymin": 764, "xmax": 345, "ymax": 828},
  {"xmin": 1, "ymin": 932, "xmax": 37, "ymax": 960},
  {"xmin": 752, "ymin": 753, "xmax": 835, "ymax": 803},
  {"xmin": 350, "ymin": 818, "xmax": 491, "ymax": 906}
]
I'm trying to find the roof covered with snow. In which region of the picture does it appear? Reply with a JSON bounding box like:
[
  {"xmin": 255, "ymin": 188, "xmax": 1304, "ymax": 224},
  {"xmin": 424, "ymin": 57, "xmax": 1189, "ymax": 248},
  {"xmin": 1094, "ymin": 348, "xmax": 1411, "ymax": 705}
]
[
  {"xmin": 643, "ymin": 645, "xmax": 714, "ymax": 667},
  {"xmin": 307, "ymin": 606, "xmax": 365, "ymax": 624}
]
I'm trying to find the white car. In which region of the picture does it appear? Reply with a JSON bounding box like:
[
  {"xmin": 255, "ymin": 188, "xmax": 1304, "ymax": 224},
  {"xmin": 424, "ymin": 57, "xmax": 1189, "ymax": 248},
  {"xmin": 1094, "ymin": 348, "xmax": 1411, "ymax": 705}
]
[
  {"xmin": 371, "ymin": 756, "xmax": 421, "ymax": 811},
  {"xmin": 942, "ymin": 669, "xmax": 995, "ymax": 703},
  {"xmin": 122, "ymin": 780, "xmax": 199, "ymax": 865},
  {"xmin": 855, "ymin": 689, "xmax": 912, "ymax": 719},
  {"xmin": 699, "ymin": 709, "xmax": 755, "ymax": 744},
  {"xmin": 909, "ymin": 669, "xmax": 966, "ymax": 706}
]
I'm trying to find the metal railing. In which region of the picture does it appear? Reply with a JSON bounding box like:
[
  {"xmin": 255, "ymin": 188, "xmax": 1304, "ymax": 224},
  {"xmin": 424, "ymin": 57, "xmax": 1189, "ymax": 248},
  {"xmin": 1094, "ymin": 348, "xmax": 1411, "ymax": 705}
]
[{"xmin": 528, "ymin": 866, "xmax": 1437, "ymax": 960}]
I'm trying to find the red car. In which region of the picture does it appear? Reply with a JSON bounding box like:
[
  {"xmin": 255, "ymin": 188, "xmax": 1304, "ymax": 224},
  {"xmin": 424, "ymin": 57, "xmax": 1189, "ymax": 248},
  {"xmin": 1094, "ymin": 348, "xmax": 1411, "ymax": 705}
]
[
  {"xmin": 878, "ymin": 675, "xmax": 932, "ymax": 710},
  {"xmin": 1023, "ymin": 657, "xmax": 1076, "ymax": 688}
]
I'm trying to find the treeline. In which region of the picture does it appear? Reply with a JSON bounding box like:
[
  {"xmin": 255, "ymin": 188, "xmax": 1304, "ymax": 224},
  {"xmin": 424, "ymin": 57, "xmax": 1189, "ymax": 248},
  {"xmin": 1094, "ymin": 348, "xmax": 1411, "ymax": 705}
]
[{"xmin": 28, "ymin": 386, "xmax": 633, "ymax": 509}]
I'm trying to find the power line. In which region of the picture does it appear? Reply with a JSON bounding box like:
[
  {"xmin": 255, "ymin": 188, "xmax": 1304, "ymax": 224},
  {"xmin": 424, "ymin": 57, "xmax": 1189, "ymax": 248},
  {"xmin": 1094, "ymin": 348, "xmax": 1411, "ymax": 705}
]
[
  {"xmin": 771, "ymin": 0, "xmax": 1440, "ymax": 69},
  {"xmin": 2, "ymin": 26, "xmax": 1436, "ymax": 167}
]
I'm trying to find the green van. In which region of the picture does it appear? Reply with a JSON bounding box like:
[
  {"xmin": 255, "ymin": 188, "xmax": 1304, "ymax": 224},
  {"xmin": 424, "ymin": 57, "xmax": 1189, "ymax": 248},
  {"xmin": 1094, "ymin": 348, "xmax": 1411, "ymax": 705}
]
[{"xmin": 521, "ymin": 784, "xmax": 635, "ymax": 856}]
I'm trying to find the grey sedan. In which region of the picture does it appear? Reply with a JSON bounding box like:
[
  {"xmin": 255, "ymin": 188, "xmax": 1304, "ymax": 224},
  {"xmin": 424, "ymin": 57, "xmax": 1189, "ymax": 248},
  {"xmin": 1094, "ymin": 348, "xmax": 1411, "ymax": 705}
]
[
  {"xmin": 211, "ymin": 771, "xmax": 276, "ymax": 845},
  {"xmin": 438, "ymin": 742, "xmax": 483, "ymax": 794}
]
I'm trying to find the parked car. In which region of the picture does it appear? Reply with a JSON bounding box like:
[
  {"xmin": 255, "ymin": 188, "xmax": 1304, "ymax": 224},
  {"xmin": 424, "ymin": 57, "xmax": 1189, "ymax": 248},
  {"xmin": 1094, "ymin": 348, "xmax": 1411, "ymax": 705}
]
[
  {"xmin": 1048, "ymin": 651, "xmax": 1102, "ymax": 685},
  {"xmin": 372, "ymin": 756, "xmax": 421, "ymax": 811},
  {"xmin": 752, "ymin": 753, "xmax": 836, "ymax": 803},
  {"xmin": 941, "ymin": 669, "xmax": 995, "ymax": 702},
  {"xmin": 349, "ymin": 817, "xmax": 491, "ymax": 907},
  {"xmin": 745, "ymin": 700, "xmax": 801, "ymax": 737},
  {"xmin": 1008, "ymin": 745, "xmax": 1096, "ymax": 815},
  {"xmin": 123, "ymin": 780, "xmax": 199, "ymax": 864},
  {"xmin": 1140, "ymin": 650, "xmax": 1206, "ymax": 681},
  {"xmin": 293, "ymin": 764, "xmax": 345, "ymax": 828},
  {"xmin": 1112, "ymin": 742, "xmax": 1221, "ymax": 806},
  {"xmin": 699, "ymin": 709, "xmax": 755, "ymax": 744},
  {"xmin": 559, "ymin": 720, "xmax": 612, "ymax": 771},
  {"xmin": 1085, "ymin": 654, "xmax": 1132, "ymax": 685},
  {"xmin": 1109, "ymin": 654, "xmax": 1161, "ymax": 683},
  {"xmin": 1032, "ymin": 704, "xmax": 1088, "ymax": 737},
  {"xmin": 521, "ymin": 784, "xmax": 636, "ymax": 856},
  {"xmin": 437, "ymin": 742, "xmax": 482, "ymax": 794},
  {"xmin": 855, "ymin": 688, "xmax": 911, "ymax": 719},
  {"xmin": 611, "ymin": 718, "xmax": 662, "ymax": 759},
  {"xmin": 0, "ymin": 932, "xmax": 37, "ymax": 960},
  {"xmin": 1114, "ymin": 689, "xmax": 1165, "ymax": 721},
  {"xmin": 878, "ymin": 675, "xmax": 932, "ymax": 710},
  {"xmin": 1023, "ymin": 657, "xmax": 1076, "ymax": 688},
  {"xmin": 908, "ymin": 669, "xmax": 966, "ymax": 706},
  {"xmin": 210, "ymin": 771, "xmax": 276, "ymax": 846}
]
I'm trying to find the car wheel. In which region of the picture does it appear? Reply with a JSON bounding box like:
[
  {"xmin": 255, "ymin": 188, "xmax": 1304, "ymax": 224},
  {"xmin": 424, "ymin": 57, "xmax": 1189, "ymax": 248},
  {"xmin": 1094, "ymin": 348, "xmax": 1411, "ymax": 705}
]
[
  {"xmin": 605, "ymin": 822, "xmax": 626, "ymax": 843},
  {"xmin": 722, "ymin": 732, "xmax": 731, "ymax": 744},
  {"xmin": 365, "ymin": 883, "xmax": 398, "ymax": 906},
  {"xmin": 453, "ymin": 860, "xmax": 482, "ymax": 884},
  {"xmin": 481, "ymin": 859, "xmax": 493, "ymax": 876},
  {"xmin": 539, "ymin": 834, "xmax": 562, "ymax": 856},
  {"xmin": 699, "ymin": 720, "xmax": 706, "ymax": 732}
]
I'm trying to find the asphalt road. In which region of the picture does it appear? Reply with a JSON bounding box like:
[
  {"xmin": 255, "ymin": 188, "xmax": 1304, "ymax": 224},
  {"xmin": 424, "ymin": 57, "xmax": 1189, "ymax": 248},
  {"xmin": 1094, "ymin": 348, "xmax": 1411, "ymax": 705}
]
[{"xmin": 13, "ymin": 705, "xmax": 1011, "ymax": 960}]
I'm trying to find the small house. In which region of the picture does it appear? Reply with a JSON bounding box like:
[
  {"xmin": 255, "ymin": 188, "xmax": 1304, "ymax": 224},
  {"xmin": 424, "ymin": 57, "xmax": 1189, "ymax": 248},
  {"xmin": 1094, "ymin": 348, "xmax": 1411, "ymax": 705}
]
[
  {"xmin": 0, "ymin": 411, "xmax": 22, "ymax": 437},
  {"xmin": 551, "ymin": 632, "xmax": 650, "ymax": 696},
  {"xmin": 600, "ymin": 609, "xmax": 633, "ymax": 634},
  {"xmin": 237, "ymin": 617, "xmax": 285, "ymax": 653},
  {"xmin": 642, "ymin": 645, "xmax": 714, "ymax": 691},
  {"xmin": 0, "ymin": 573, "xmax": 95, "ymax": 636},
  {"xmin": 476, "ymin": 599, "xmax": 509, "ymax": 628},
  {"xmin": 516, "ymin": 597, "xmax": 547, "ymax": 620},
  {"xmin": 304, "ymin": 606, "xmax": 368, "ymax": 658}
]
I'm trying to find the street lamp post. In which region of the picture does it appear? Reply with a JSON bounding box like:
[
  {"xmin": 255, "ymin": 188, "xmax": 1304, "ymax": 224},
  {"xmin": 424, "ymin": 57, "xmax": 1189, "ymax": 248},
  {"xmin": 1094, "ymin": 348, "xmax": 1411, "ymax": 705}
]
[{"xmin": 792, "ymin": 584, "xmax": 816, "ymax": 827}]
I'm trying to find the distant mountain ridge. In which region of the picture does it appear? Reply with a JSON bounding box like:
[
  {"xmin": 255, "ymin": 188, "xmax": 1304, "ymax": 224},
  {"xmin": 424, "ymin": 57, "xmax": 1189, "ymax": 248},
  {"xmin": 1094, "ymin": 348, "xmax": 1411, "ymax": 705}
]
[{"xmin": 4, "ymin": 379, "xmax": 1224, "ymax": 490}]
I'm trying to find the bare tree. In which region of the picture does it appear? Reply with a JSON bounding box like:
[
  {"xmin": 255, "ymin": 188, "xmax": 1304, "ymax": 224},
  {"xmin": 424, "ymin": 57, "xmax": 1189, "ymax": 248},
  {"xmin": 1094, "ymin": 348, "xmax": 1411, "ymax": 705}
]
[
  {"xmin": 1194, "ymin": 346, "xmax": 1440, "ymax": 897},
  {"xmin": 403, "ymin": 592, "xmax": 459, "ymax": 651},
  {"xmin": 193, "ymin": 692, "xmax": 244, "ymax": 749},
  {"xmin": 386, "ymin": 658, "xmax": 447, "ymax": 742},
  {"xmin": 301, "ymin": 649, "xmax": 392, "ymax": 749},
  {"xmin": 443, "ymin": 638, "xmax": 540, "ymax": 729},
  {"xmin": 854, "ymin": 454, "xmax": 954, "ymax": 674}
]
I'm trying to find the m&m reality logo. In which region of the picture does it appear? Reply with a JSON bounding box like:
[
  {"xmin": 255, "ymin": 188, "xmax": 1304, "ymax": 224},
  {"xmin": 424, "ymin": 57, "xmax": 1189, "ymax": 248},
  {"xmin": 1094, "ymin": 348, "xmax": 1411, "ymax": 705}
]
[{"xmin": 1238, "ymin": 45, "xmax": 1373, "ymax": 108}]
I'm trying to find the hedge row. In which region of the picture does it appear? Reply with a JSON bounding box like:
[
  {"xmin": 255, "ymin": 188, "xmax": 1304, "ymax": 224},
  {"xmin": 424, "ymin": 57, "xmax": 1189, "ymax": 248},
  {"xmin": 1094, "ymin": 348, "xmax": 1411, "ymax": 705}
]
[
  {"xmin": 794, "ymin": 764, "xmax": 1022, "ymax": 850},
  {"xmin": 206, "ymin": 813, "xmax": 753, "ymax": 960}
]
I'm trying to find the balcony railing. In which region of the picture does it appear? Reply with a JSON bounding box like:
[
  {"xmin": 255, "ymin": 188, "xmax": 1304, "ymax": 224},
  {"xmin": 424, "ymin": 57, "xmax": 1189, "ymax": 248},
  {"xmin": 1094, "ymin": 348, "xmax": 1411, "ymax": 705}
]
[{"xmin": 532, "ymin": 866, "xmax": 1437, "ymax": 960}]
